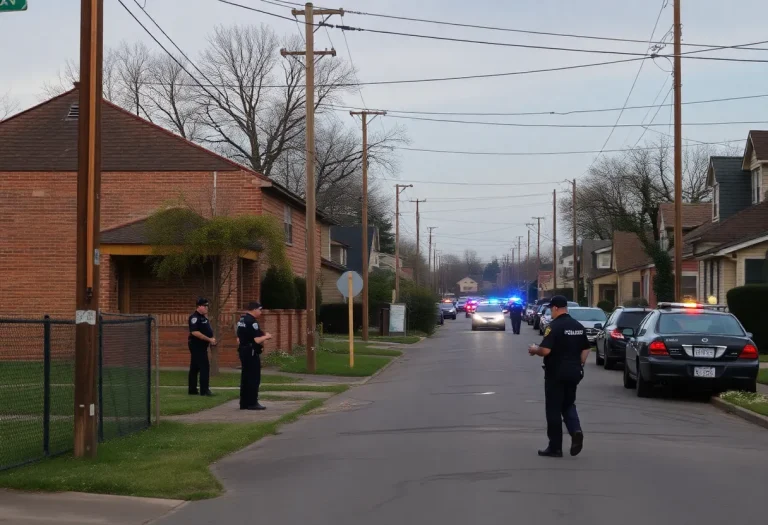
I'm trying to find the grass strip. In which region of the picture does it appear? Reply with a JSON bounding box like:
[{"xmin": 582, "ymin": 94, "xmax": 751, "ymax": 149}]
[
  {"xmin": 321, "ymin": 340, "xmax": 402, "ymax": 357},
  {"xmin": 259, "ymin": 384, "xmax": 349, "ymax": 394},
  {"xmin": 158, "ymin": 370, "xmax": 297, "ymax": 387},
  {"xmin": 0, "ymin": 399, "xmax": 325, "ymax": 500},
  {"xmin": 758, "ymin": 369, "xmax": 768, "ymax": 385},
  {"xmin": 720, "ymin": 391, "xmax": 768, "ymax": 417},
  {"xmin": 275, "ymin": 352, "xmax": 391, "ymax": 377}
]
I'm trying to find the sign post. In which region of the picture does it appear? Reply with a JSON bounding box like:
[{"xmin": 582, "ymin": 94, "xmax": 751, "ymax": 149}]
[
  {"xmin": 0, "ymin": 0, "xmax": 28, "ymax": 12},
  {"xmin": 337, "ymin": 271, "xmax": 363, "ymax": 368}
]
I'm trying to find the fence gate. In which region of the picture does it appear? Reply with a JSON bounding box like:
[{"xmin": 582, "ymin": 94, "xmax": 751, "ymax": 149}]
[{"xmin": 0, "ymin": 315, "xmax": 152, "ymax": 472}]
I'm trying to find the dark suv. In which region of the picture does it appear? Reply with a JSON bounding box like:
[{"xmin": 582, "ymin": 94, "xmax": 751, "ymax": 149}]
[{"xmin": 594, "ymin": 307, "xmax": 651, "ymax": 369}]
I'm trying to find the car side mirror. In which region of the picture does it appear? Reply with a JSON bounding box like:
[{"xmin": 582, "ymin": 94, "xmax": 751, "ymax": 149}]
[
  {"xmin": 746, "ymin": 332, "xmax": 753, "ymax": 339},
  {"xmin": 621, "ymin": 327, "xmax": 635, "ymax": 338},
  {"xmin": 594, "ymin": 323, "xmax": 603, "ymax": 330}
]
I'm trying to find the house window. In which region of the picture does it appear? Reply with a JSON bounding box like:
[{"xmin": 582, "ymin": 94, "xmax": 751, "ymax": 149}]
[
  {"xmin": 597, "ymin": 253, "xmax": 611, "ymax": 269},
  {"xmin": 752, "ymin": 168, "xmax": 762, "ymax": 204},
  {"xmin": 283, "ymin": 205, "xmax": 293, "ymax": 245},
  {"xmin": 660, "ymin": 230, "xmax": 668, "ymax": 251},
  {"xmin": 713, "ymin": 184, "xmax": 720, "ymax": 219},
  {"xmin": 681, "ymin": 275, "xmax": 697, "ymax": 301},
  {"xmin": 745, "ymin": 258, "xmax": 768, "ymax": 284},
  {"xmin": 632, "ymin": 281, "xmax": 641, "ymax": 298}
]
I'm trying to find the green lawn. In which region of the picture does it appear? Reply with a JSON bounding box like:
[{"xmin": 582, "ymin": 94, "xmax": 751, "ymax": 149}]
[
  {"xmin": 0, "ymin": 399, "xmax": 325, "ymax": 500},
  {"xmin": 157, "ymin": 370, "xmax": 297, "ymax": 387},
  {"xmin": 758, "ymin": 369, "xmax": 768, "ymax": 385},
  {"xmin": 158, "ymin": 389, "xmax": 240, "ymax": 416},
  {"xmin": 364, "ymin": 335, "xmax": 421, "ymax": 344},
  {"xmin": 259, "ymin": 384, "xmax": 349, "ymax": 394},
  {"xmin": 321, "ymin": 340, "xmax": 403, "ymax": 357},
  {"xmin": 759, "ymin": 354, "xmax": 768, "ymax": 363},
  {"xmin": 276, "ymin": 352, "xmax": 392, "ymax": 377},
  {"xmin": 720, "ymin": 391, "xmax": 768, "ymax": 417}
]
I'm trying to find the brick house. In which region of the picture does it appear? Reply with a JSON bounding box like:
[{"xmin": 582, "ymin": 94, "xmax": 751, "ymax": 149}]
[{"xmin": 0, "ymin": 88, "xmax": 333, "ymax": 367}]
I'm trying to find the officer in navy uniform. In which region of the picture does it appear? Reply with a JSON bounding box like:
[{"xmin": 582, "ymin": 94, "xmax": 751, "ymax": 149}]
[
  {"xmin": 509, "ymin": 300, "xmax": 524, "ymax": 334},
  {"xmin": 188, "ymin": 297, "xmax": 217, "ymax": 396},
  {"xmin": 528, "ymin": 295, "xmax": 590, "ymax": 457},
  {"xmin": 236, "ymin": 301, "xmax": 273, "ymax": 410}
]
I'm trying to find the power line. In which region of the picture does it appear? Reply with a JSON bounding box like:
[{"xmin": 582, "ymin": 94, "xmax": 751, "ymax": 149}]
[
  {"xmin": 395, "ymin": 138, "xmax": 743, "ymax": 157},
  {"xmin": 391, "ymin": 178, "xmax": 566, "ymax": 187},
  {"xmin": 423, "ymin": 192, "xmax": 553, "ymax": 202},
  {"xmin": 382, "ymin": 115, "xmax": 768, "ymax": 129}
]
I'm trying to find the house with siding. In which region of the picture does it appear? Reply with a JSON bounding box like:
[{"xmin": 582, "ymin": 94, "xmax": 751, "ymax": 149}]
[
  {"xmin": 581, "ymin": 239, "xmax": 612, "ymax": 305},
  {"xmin": 0, "ymin": 87, "xmax": 332, "ymax": 366}
]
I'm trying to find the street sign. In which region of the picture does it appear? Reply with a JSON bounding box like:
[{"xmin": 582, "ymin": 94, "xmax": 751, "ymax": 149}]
[
  {"xmin": 337, "ymin": 271, "xmax": 363, "ymax": 298},
  {"xmin": 0, "ymin": 0, "xmax": 28, "ymax": 12},
  {"xmin": 389, "ymin": 303, "xmax": 406, "ymax": 334}
]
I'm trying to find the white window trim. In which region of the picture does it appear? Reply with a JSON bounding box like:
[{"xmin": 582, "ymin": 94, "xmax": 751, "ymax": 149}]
[
  {"xmin": 713, "ymin": 183, "xmax": 720, "ymax": 220},
  {"xmin": 752, "ymin": 168, "xmax": 762, "ymax": 204},
  {"xmin": 283, "ymin": 205, "xmax": 293, "ymax": 246},
  {"xmin": 743, "ymin": 257, "xmax": 767, "ymax": 285},
  {"xmin": 596, "ymin": 252, "xmax": 611, "ymax": 269}
]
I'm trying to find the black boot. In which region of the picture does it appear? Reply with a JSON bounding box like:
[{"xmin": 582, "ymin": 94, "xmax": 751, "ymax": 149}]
[
  {"xmin": 537, "ymin": 447, "xmax": 563, "ymax": 458},
  {"xmin": 570, "ymin": 431, "xmax": 584, "ymax": 456}
]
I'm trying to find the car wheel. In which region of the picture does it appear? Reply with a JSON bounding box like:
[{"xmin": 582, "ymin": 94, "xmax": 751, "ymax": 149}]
[
  {"xmin": 603, "ymin": 355, "xmax": 614, "ymax": 370},
  {"xmin": 595, "ymin": 347, "xmax": 604, "ymax": 366},
  {"xmin": 623, "ymin": 361, "xmax": 636, "ymax": 389},
  {"xmin": 500, "ymin": 325, "xmax": 506, "ymax": 331},
  {"xmin": 744, "ymin": 380, "xmax": 758, "ymax": 393},
  {"xmin": 635, "ymin": 359, "xmax": 653, "ymax": 398},
  {"xmin": 471, "ymin": 326, "xmax": 477, "ymax": 331}
]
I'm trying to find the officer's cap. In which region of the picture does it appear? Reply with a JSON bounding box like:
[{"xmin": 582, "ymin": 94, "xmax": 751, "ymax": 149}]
[
  {"xmin": 547, "ymin": 295, "xmax": 569, "ymax": 308},
  {"xmin": 196, "ymin": 297, "xmax": 210, "ymax": 306},
  {"xmin": 247, "ymin": 301, "xmax": 263, "ymax": 311}
]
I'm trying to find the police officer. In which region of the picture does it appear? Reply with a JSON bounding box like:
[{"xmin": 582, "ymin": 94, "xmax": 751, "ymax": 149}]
[
  {"xmin": 509, "ymin": 300, "xmax": 524, "ymax": 334},
  {"xmin": 188, "ymin": 297, "xmax": 217, "ymax": 396},
  {"xmin": 236, "ymin": 301, "xmax": 273, "ymax": 410},
  {"xmin": 528, "ymin": 295, "xmax": 590, "ymax": 457}
]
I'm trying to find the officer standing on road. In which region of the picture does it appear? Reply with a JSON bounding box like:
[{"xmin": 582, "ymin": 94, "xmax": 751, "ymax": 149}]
[
  {"xmin": 528, "ymin": 295, "xmax": 590, "ymax": 458},
  {"xmin": 188, "ymin": 297, "xmax": 217, "ymax": 396},
  {"xmin": 509, "ymin": 300, "xmax": 524, "ymax": 334},
  {"xmin": 236, "ymin": 301, "xmax": 273, "ymax": 410}
]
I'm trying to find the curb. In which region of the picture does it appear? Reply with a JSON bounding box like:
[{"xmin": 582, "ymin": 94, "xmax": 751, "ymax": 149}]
[
  {"xmin": 711, "ymin": 397, "xmax": 768, "ymax": 430},
  {"xmin": 359, "ymin": 354, "xmax": 404, "ymax": 385}
]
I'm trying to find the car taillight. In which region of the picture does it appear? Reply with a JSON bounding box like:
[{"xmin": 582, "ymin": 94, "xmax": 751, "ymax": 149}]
[
  {"xmin": 648, "ymin": 340, "xmax": 668, "ymax": 355},
  {"xmin": 609, "ymin": 329, "xmax": 624, "ymax": 340},
  {"xmin": 739, "ymin": 344, "xmax": 759, "ymax": 359}
]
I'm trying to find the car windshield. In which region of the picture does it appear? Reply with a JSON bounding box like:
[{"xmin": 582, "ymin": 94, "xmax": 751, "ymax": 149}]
[
  {"xmin": 544, "ymin": 308, "xmax": 551, "ymax": 316},
  {"xmin": 538, "ymin": 305, "xmax": 547, "ymax": 313},
  {"xmin": 569, "ymin": 309, "xmax": 607, "ymax": 322},
  {"xmin": 657, "ymin": 312, "xmax": 745, "ymax": 336},
  {"xmin": 440, "ymin": 304, "xmax": 454, "ymax": 309},
  {"xmin": 616, "ymin": 311, "xmax": 649, "ymax": 329},
  {"xmin": 476, "ymin": 305, "xmax": 501, "ymax": 313}
]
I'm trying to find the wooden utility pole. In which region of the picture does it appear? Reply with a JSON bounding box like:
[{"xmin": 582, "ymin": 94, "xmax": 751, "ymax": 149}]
[
  {"xmin": 532, "ymin": 217, "xmax": 545, "ymax": 297},
  {"xmin": 394, "ymin": 184, "xmax": 412, "ymax": 301},
  {"xmin": 553, "ymin": 190, "xmax": 558, "ymax": 290},
  {"xmin": 427, "ymin": 227, "xmax": 437, "ymax": 291},
  {"xmin": 74, "ymin": 0, "xmax": 103, "ymax": 459},
  {"xmin": 572, "ymin": 179, "xmax": 578, "ymax": 303},
  {"xmin": 526, "ymin": 223, "xmax": 534, "ymax": 292},
  {"xmin": 282, "ymin": 2, "xmax": 343, "ymax": 373},
  {"xmin": 410, "ymin": 199, "xmax": 426, "ymax": 286},
  {"xmin": 516, "ymin": 236, "xmax": 523, "ymax": 291},
  {"xmin": 673, "ymin": 0, "xmax": 683, "ymax": 301},
  {"xmin": 349, "ymin": 110, "xmax": 386, "ymax": 341}
]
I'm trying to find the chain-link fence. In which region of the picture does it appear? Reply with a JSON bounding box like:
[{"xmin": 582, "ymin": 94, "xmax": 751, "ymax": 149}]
[{"xmin": 0, "ymin": 315, "xmax": 153, "ymax": 472}]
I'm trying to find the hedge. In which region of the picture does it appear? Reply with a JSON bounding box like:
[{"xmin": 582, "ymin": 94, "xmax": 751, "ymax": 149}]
[
  {"xmin": 294, "ymin": 276, "xmax": 322, "ymax": 311},
  {"xmin": 623, "ymin": 297, "xmax": 649, "ymax": 307},
  {"xmin": 727, "ymin": 285, "xmax": 768, "ymax": 354},
  {"xmin": 401, "ymin": 282, "xmax": 438, "ymax": 335},
  {"xmin": 261, "ymin": 267, "xmax": 298, "ymax": 309},
  {"xmin": 597, "ymin": 300, "xmax": 615, "ymax": 312},
  {"xmin": 319, "ymin": 303, "xmax": 363, "ymax": 334}
]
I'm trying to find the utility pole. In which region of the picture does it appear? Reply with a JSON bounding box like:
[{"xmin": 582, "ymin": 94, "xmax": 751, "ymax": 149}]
[
  {"xmin": 74, "ymin": 0, "xmax": 103, "ymax": 459},
  {"xmin": 553, "ymin": 190, "xmax": 558, "ymax": 291},
  {"xmin": 526, "ymin": 223, "xmax": 534, "ymax": 294},
  {"xmin": 428, "ymin": 227, "xmax": 437, "ymax": 292},
  {"xmin": 410, "ymin": 199, "xmax": 426, "ymax": 286},
  {"xmin": 673, "ymin": 0, "xmax": 683, "ymax": 301},
  {"xmin": 516, "ymin": 236, "xmax": 523, "ymax": 291},
  {"xmin": 349, "ymin": 110, "xmax": 386, "ymax": 341},
  {"xmin": 532, "ymin": 216, "xmax": 545, "ymax": 296},
  {"xmin": 394, "ymin": 184, "xmax": 412, "ymax": 301},
  {"xmin": 282, "ymin": 2, "xmax": 343, "ymax": 373},
  {"xmin": 572, "ymin": 179, "xmax": 578, "ymax": 303}
]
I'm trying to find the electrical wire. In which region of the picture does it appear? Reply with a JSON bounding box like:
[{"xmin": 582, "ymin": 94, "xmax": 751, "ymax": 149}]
[
  {"xmin": 380, "ymin": 115, "xmax": 768, "ymax": 129},
  {"xmin": 421, "ymin": 192, "xmax": 552, "ymax": 202},
  {"xmin": 391, "ymin": 179, "xmax": 565, "ymax": 187}
]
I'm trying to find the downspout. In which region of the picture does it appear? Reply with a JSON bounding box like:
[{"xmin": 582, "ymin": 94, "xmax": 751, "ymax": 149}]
[{"xmin": 212, "ymin": 171, "xmax": 218, "ymax": 217}]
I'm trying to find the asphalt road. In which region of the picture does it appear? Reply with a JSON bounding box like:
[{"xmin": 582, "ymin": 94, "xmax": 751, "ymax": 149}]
[{"xmin": 157, "ymin": 316, "xmax": 768, "ymax": 525}]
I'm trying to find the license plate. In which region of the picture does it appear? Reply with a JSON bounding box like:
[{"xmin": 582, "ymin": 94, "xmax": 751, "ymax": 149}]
[
  {"xmin": 693, "ymin": 367, "xmax": 716, "ymax": 378},
  {"xmin": 693, "ymin": 347, "xmax": 716, "ymax": 358}
]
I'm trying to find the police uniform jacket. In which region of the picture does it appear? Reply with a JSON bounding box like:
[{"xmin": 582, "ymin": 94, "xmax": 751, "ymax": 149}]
[
  {"xmin": 188, "ymin": 311, "xmax": 213, "ymax": 350},
  {"xmin": 539, "ymin": 313, "xmax": 590, "ymax": 381},
  {"xmin": 237, "ymin": 313, "xmax": 265, "ymax": 356}
]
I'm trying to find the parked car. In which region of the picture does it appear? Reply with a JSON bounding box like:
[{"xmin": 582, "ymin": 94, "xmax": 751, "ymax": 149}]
[
  {"xmin": 456, "ymin": 297, "xmax": 468, "ymax": 312},
  {"xmin": 532, "ymin": 304, "xmax": 548, "ymax": 330},
  {"xmin": 567, "ymin": 307, "xmax": 608, "ymax": 345},
  {"xmin": 594, "ymin": 306, "xmax": 651, "ymax": 369},
  {"xmin": 435, "ymin": 303, "xmax": 444, "ymax": 325},
  {"xmin": 539, "ymin": 307, "xmax": 552, "ymax": 335},
  {"xmin": 439, "ymin": 302, "xmax": 457, "ymax": 320},
  {"xmin": 524, "ymin": 303, "xmax": 539, "ymax": 323},
  {"xmin": 465, "ymin": 299, "xmax": 478, "ymax": 318},
  {"xmin": 622, "ymin": 302, "xmax": 759, "ymax": 396},
  {"xmin": 471, "ymin": 303, "xmax": 506, "ymax": 331}
]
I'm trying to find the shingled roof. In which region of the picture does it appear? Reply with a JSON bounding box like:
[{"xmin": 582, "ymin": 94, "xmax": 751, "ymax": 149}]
[
  {"xmin": 691, "ymin": 200, "xmax": 768, "ymax": 255},
  {"xmin": 613, "ymin": 231, "xmax": 652, "ymax": 273},
  {"xmin": 658, "ymin": 202, "xmax": 711, "ymax": 231},
  {"xmin": 0, "ymin": 88, "xmax": 241, "ymax": 172},
  {"xmin": 744, "ymin": 130, "xmax": 768, "ymax": 166}
]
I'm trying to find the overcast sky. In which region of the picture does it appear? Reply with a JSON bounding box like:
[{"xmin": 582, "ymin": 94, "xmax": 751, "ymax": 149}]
[{"xmin": 3, "ymin": 0, "xmax": 767, "ymax": 263}]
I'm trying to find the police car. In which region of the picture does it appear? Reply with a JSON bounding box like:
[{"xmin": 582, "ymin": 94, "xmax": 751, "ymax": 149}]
[{"xmin": 621, "ymin": 302, "xmax": 759, "ymax": 397}]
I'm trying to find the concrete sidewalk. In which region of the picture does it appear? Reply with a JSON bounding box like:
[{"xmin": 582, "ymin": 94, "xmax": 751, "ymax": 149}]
[{"xmin": 0, "ymin": 490, "xmax": 184, "ymax": 525}]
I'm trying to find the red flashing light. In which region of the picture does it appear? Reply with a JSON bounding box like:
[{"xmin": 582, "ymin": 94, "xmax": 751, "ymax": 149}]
[
  {"xmin": 649, "ymin": 340, "xmax": 669, "ymax": 355},
  {"xmin": 609, "ymin": 329, "xmax": 624, "ymax": 340},
  {"xmin": 740, "ymin": 344, "xmax": 759, "ymax": 360}
]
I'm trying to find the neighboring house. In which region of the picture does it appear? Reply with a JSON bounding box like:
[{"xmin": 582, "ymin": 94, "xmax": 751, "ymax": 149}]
[
  {"xmin": 559, "ymin": 245, "xmax": 576, "ymax": 289},
  {"xmin": 378, "ymin": 252, "xmax": 407, "ymax": 278},
  {"xmin": 330, "ymin": 226, "xmax": 380, "ymax": 274},
  {"xmin": 537, "ymin": 263, "xmax": 554, "ymax": 293},
  {"xmin": 580, "ymin": 239, "xmax": 612, "ymax": 305},
  {"xmin": 457, "ymin": 276, "xmax": 478, "ymax": 293},
  {"xmin": 320, "ymin": 257, "xmax": 348, "ymax": 305},
  {"xmin": 330, "ymin": 239, "xmax": 349, "ymax": 267},
  {"xmin": 0, "ymin": 87, "xmax": 331, "ymax": 365},
  {"xmin": 657, "ymin": 202, "xmax": 712, "ymax": 250}
]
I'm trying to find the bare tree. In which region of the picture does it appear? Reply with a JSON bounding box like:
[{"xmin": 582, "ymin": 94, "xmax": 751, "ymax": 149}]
[
  {"xmin": 463, "ymin": 249, "xmax": 482, "ymax": 276},
  {"xmin": 194, "ymin": 24, "xmax": 355, "ymax": 176},
  {"xmin": 146, "ymin": 54, "xmax": 201, "ymax": 140},
  {"xmin": 0, "ymin": 91, "xmax": 19, "ymax": 121},
  {"xmin": 40, "ymin": 51, "xmax": 121, "ymax": 103},
  {"xmin": 115, "ymin": 41, "xmax": 154, "ymax": 119}
]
